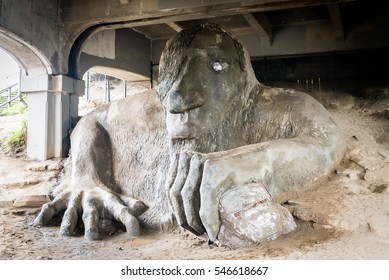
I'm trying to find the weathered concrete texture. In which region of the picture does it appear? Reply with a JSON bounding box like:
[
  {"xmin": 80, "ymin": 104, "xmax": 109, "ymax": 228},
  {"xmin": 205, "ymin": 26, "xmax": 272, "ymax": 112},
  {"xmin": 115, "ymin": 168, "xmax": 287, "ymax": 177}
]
[
  {"xmin": 21, "ymin": 74, "xmax": 84, "ymax": 160},
  {"xmin": 78, "ymin": 29, "xmax": 151, "ymax": 80},
  {"xmin": 0, "ymin": 0, "xmax": 60, "ymax": 74},
  {"xmin": 34, "ymin": 24, "xmax": 346, "ymax": 248},
  {"xmin": 0, "ymin": 31, "xmax": 49, "ymax": 75},
  {"xmin": 218, "ymin": 183, "xmax": 296, "ymax": 249},
  {"xmin": 61, "ymin": 0, "xmax": 389, "ymax": 64}
]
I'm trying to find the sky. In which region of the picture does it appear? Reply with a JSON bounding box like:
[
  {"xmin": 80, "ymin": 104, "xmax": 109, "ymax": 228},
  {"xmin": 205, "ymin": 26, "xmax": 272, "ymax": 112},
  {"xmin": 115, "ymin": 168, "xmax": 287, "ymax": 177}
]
[{"xmin": 0, "ymin": 48, "xmax": 20, "ymax": 89}]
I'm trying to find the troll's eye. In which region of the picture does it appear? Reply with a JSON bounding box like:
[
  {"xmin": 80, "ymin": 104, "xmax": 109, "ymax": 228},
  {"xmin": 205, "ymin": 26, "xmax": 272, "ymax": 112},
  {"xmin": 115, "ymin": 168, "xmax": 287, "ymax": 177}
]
[{"xmin": 211, "ymin": 60, "xmax": 229, "ymax": 72}]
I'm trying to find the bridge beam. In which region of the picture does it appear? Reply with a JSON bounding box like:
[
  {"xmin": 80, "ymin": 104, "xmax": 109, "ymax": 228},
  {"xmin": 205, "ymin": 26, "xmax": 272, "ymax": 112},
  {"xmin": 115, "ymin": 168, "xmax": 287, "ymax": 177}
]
[{"xmin": 21, "ymin": 74, "xmax": 84, "ymax": 160}]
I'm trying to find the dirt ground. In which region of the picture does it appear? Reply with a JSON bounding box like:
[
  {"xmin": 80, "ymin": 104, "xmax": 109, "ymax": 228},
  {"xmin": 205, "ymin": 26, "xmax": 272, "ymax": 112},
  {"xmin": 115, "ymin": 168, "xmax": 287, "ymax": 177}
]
[{"xmin": 0, "ymin": 84, "xmax": 388, "ymax": 260}]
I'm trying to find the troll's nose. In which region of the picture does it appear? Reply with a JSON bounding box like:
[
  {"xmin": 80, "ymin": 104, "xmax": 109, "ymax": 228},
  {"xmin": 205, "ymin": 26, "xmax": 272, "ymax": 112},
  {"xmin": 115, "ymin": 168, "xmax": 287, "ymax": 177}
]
[{"xmin": 167, "ymin": 90, "xmax": 204, "ymax": 114}]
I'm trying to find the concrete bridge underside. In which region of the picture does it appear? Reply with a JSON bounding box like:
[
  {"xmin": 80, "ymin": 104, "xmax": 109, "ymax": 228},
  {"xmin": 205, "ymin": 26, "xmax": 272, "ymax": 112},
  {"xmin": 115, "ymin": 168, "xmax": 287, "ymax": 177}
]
[{"xmin": 0, "ymin": 0, "xmax": 389, "ymax": 160}]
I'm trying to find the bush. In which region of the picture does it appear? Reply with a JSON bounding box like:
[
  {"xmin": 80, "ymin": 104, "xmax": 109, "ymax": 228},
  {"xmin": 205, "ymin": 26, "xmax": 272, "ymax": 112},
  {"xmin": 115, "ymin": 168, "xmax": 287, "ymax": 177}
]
[
  {"xmin": 1, "ymin": 102, "xmax": 26, "ymax": 116},
  {"xmin": 3, "ymin": 119, "xmax": 27, "ymax": 153}
]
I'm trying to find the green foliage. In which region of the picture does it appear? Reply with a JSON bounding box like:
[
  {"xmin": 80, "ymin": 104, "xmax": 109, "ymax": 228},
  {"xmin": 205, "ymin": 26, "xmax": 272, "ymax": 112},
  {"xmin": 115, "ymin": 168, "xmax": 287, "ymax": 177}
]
[
  {"xmin": 3, "ymin": 119, "xmax": 27, "ymax": 152},
  {"xmin": 1, "ymin": 102, "xmax": 26, "ymax": 116}
]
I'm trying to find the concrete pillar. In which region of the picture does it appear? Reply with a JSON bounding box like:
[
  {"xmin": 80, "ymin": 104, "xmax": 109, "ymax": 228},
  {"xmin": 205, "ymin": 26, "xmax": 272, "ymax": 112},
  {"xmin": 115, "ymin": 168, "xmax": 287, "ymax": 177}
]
[{"xmin": 21, "ymin": 74, "xmax": 84, "ymax": 160}]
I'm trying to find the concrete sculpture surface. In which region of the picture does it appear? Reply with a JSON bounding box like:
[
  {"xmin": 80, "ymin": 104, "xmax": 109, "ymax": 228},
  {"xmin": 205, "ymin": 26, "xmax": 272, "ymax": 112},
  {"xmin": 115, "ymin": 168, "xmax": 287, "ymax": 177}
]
[{"xmin": 34, "ymin": 24, "xmax": 346, "ymax": 248}]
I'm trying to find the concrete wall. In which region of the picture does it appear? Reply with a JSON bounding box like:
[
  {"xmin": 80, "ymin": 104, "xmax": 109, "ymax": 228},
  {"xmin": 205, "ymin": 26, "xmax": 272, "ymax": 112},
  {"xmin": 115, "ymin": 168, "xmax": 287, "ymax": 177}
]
[
  {"xmin": 78, "ymin": 28, "xmax": 151, "ymax": 81},
  {"xmin": 0, "ymin": 0, "xmax": 61, "ymax": 74},
  {"xmin": 240, "ymin": 20, "xmax": 389, "ymax": 58}
]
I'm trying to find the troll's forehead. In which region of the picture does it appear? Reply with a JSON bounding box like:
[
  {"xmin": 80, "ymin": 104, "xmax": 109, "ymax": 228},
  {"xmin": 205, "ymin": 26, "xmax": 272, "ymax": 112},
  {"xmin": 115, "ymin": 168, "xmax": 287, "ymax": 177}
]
[{"xmin": 157, "ymin": 25, "xmax": 245, "ymax": 101}]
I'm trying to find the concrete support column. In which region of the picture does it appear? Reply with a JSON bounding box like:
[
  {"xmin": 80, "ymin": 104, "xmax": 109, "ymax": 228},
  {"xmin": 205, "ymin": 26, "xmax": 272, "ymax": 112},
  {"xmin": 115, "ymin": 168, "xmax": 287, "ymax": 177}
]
[{"xmin": 21, "ymin": 74, "xmax": 84, "ymax": 160}]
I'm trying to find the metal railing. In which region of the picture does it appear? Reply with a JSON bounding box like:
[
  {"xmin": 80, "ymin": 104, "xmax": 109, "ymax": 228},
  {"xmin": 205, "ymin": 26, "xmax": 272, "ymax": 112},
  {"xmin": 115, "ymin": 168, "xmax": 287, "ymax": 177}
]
[{"xmin": 0, "ymin": 83, "xmax": 23, "ymax": 113}]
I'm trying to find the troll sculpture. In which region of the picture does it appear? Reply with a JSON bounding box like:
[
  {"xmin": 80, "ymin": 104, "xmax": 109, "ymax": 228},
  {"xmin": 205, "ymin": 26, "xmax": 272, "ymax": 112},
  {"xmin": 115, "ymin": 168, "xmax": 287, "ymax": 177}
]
[{"xmin": 34, "ymin": 24, "xmax": 346, "ymax": 248}]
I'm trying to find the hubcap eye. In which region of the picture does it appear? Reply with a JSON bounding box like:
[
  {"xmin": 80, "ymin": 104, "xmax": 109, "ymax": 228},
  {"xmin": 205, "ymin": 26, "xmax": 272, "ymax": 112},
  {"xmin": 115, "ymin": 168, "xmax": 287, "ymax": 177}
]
[{"xmin": 211, "ymin": 60, "xmax": 229, "ymax": 72}]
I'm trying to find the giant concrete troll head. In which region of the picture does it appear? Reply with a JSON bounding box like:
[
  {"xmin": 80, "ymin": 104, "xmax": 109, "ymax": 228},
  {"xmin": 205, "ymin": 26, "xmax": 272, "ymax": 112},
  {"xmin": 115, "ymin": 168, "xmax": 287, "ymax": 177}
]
[{"xmin": 34, "ymin": 23, "xmax": 346, "ymax": 248}]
